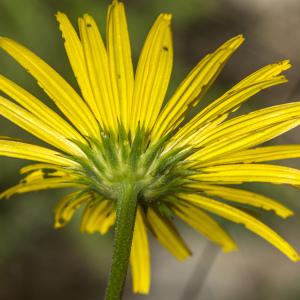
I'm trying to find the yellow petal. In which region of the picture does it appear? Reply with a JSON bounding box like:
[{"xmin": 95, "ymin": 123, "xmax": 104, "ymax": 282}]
[
  {"xmin": 188, "ymin": 183, "xmax": 293, "ymax": 218},
  {"xmin": 79, "ymin": 14, "xmax": 118, "ymax": 132},
  {"xmin": 107, "ymin": 0, "xmax": 134, "ymax": 132},
  {"xmin": 1, "ymin": 176, "xmax": 76, "ymax": 199},
  {"xmin": 131, "ymin": 13, "xmax": 173, "ymax": 134},
  {"xmin": 80, "ymin": 199, "xmax": 116, "ymax": 235},
  {"xmin": 56, "ymin": 12, "xmax": 99, "ymax": 124},
  {"xmin": 190, "ymin": 103, "xmax": 300, "ymax": 164},
  {"xmin": 20, "ymin": 163, "xmax": 67, "ymax": 175},
  {"xmin": 0, "ymin": 75, "xmax": 85, "ymax": 144},
  {"xmin": 191, "ymin": 120, "xmax": 300, "ymax": 166},
  {"xmin": 173, "ymin": 202, "xmax": 237, "ymax": 252},
  {"xmin": 204, "ymin": 145, "xmax": 300, "ymax": 166},
  {"xmin": 54, "ymin": 191, "xmax": 92, "ymax": 228},
  {"xmin": 174, "ymin": 60, "xmax": 290, "ymax": 142},
  {"xmin": 0, "ymin": 139, "xmax": 75, "ymax": 166},
  {"xmin": 22, "ymin": 169, "xmax": 44, "ymax": 182},
  {"xmin": 191, "ymin": 164, "xmax": 300, "ymax": 185},
  {"xmin": 181, "ymin": 193, "xmax": 300, "ymax": 261},
  {"xmin": 152, "ymin": 35, "xmax": 244, "ymax": 140},
  {"xmin": 0, "ymin": 37, "xmax": 99, "ymax": 137},
  {"xmin": 98, "ymin": 212, "xmax": 116, "ymax": 235},
  {"xmin": 147, "ymin": 208, "xmax": 191, "ymax": 261},
  {"xmin": 0, "ymin": 96, "xmax": 83, "ymax": 156},
  {"xmin": 130, "ymin": 207, "xmax": 150, "ymax": 294},
  {"xmin": 168, "ymin": 113, "xmax": 228, "ymax": 150},
  {"xmin": 235, "ymin": 60, "xmax": 291, "ymax": 87},
  {"xmin": 195, "ymin": 102, "xmax": 300, "ymax": 148}
]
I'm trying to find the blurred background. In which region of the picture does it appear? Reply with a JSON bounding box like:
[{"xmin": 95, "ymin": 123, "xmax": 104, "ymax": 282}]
[{"xmin": 1, "ymin": 0, "xmax": 300, "ymax": 299}]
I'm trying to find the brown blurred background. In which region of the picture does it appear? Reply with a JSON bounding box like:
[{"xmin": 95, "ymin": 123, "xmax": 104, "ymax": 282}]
[{"xmin": 1, "ymin": 0, "xmax": 300, "ymax": 299}]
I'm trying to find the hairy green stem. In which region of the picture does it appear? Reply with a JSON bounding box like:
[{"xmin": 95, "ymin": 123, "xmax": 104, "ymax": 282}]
[{"xmin": 104, "ymin": 183, "xmax": 138, "ymax": 300}]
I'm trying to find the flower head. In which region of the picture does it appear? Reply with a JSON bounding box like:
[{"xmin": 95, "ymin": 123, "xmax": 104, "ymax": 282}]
[{"xmin": 1, "ymin": 0, "xmax": 300, "ymax": 295}]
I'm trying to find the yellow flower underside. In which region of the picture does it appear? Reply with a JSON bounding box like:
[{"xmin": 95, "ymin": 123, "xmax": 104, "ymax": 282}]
[
  {"xmin": 147, "ymin": 208, "xmax": 192, "ymax": 261},
  {"xmin": 151, "ymin": 35, "xmax": 245, "ymax": 140},
  {"xmin": 0, "ymin": 139, "xmax": 75, "ymax": 166},
  {"xmin": 180, "ymin": 193, "xmax": 300, "ymax": 262},
  {"xmin": 130, "ymin": 207, "xmax": 150, "ymax": 294},
  {"xmin": 1, "ymin": 0, "xmax": 300, "ymax": 295},
  {"xmin": 172, "ymin": 60, "xmax": 291, "ymax": 145},
  {"xmin": 80, "ymin": 199, "xmax": 116, "ymax": 234},
  {"xmin": 188, "ymin": 183, "xmax": 293, "ymax": 218},
  {"xmin": 0, "ymin": 38, "xmax": 100, "ymax": 138},
  {"xmin": 106, "ymin": 1, "xmax": 134, "ymax": 132},
  {"xmin": 172, "ymin": 202, "xmax": 237, "ymax": 252}
]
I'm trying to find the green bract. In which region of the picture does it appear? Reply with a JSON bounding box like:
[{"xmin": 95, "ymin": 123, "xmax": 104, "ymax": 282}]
[{"xmin": 68, "ymin": 126, "xmax": 193, "ymax": 206}]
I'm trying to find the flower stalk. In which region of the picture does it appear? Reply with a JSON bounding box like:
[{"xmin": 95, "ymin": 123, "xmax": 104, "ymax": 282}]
[{"xmin": 104, "ymin": 183, "xmax": 139, "ymax": 300}]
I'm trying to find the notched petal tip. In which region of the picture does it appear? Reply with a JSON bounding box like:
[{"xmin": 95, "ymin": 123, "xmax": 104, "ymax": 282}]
[
  {"xmin": 111, "ymin": 0, "xmax": 122, "ymax": 8},
  {"xmin": 279, "ymin": 59, "xmax": 291, "ymax": 65},
  {"xmin": 158, "ymin": 13, "xmax": 172, "ymax": 23},
  {"xmin": 236, "ymin": 33, "xmax": 245, "ymax": 39},
  {"xmin": 277, "ymin": 59, "xmax": 292, "ymax": 71},
  {"xmin": 82, "ymin": 13, "xmax": 95, "ymax": 26},
  {"xmin": 227, "ymin": 34, "xmax": 244, "ymax": 49},
  {"xmin": 163, "ymin": 13, "xmax": 172, "ymax": 21},
  {"xmin": 55, "ymin": 11, "xmax": 64, "ymax": 19},
  {"xmin": 231, "ymin": 34, "xmax": 245, "ymax": 43},
  {"xmin": 283, "ymin": 210, "xmax": 294, "ymax": 219}
]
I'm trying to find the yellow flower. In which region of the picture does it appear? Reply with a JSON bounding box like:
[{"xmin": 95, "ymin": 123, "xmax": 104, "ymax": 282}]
[{"xmin": 0, "ymin": 0, "xmax": 300, "ymax": 296}]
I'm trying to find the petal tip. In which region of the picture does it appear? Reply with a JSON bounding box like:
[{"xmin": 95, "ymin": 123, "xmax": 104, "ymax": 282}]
[
  {"xmin": 280, "ymin": 209, "xmax": 294, "ymax": 219},
  {"xmin": 54, "ymin": 222, "xmax": 63, "ymax": 229},
  {"xmin": 223, "ymin": 244, "xmax": 239, "ymax": 253},
  {"xmin": 55, "ymin": 11, "xmax": 63, "ymax": 17},
  {"xmin": 279, "ymin": 59, "xmax": 292, "ymax": 70},
  {"xmin": 160, "ymin": 13, "xmax": 172, "ymax": 22},
  {"xmin": 235, "ymin": 34, "xmax": 245, "ymax": 41},
  {"xmin": 133, "ymin": 289, "xmax": 150, "ymax": 295},
  {"xmin": 290, "ymin": 252, "xmax": 300, "ymax": 262},
  {"xmin": 165, "ymin": 14, "xmax": 172, "ymax": 21},
  {"xmin": 55, "ymin": 11, "xmax": 67, "ymax": 21},
  {"xmin": 0, "ymin": 37, "xmax": 8, "ymax": 46},
  {"xmin": 232, "ymin": 34, "xmax": 245, "ymax": 46}
]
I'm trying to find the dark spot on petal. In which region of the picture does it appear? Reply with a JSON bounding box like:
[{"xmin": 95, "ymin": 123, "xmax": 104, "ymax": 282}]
[
  {"xmin": 86, "ymin": 23, "xmax": 92, "ymax": 28},
  {"xmin": 163, "ymin": 46, "xmax": 168, "ymax": 51},
  {"xmin": 58, "ymin": 217, "xmax": 66, "ymax": 225}
]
